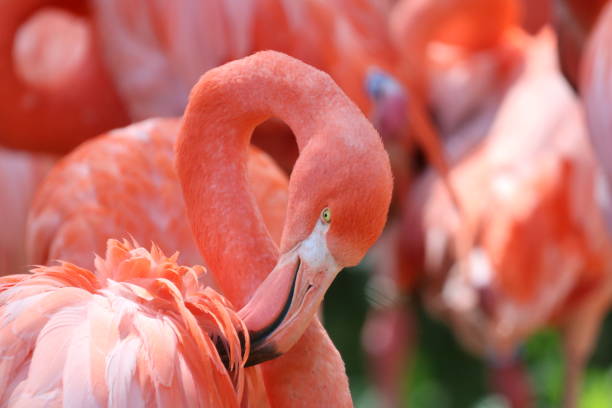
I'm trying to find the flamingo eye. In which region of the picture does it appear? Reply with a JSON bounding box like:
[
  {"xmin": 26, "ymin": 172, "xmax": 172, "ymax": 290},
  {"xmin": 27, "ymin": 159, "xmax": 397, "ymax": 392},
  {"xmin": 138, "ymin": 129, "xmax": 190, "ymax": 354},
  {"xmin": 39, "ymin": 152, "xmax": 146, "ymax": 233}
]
[{"xmin": 320, "ymin": 207, "xmax": 331, "ymax": 224}]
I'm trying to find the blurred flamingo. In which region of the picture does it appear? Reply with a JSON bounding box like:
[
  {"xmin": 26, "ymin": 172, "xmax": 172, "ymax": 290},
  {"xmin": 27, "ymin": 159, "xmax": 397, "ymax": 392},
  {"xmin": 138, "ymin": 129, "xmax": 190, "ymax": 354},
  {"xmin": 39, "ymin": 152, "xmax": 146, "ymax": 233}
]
[
  {"xmin": 407, "ymin": 28, "xmax": 611, "ymax": 408},
  {"xmin": 519, "ymin": 0, "xmax": 552, "ymax": 34},
  {"xmin": 362, "ymin": 2, "xmax": 532, "ymax": 405},
  {"xmin": 91, "ymin": 0, "xmax": 398, "ymax": 119},
  {"xmin": 0, "ymin": 2, "xmax": 128, "ymax": 152},
  {"xmin": 389, "ymin": 0, "xmax": 521, "ymax": 122},
  {"xmin": 3, "ymin": 51, "xmax": 393, "ymax": 405},
  {"xmin": 553, "ymin": 0, "xmax": 609, "ymax": 90},
  {"xmin": 90, "ymin": 0, "xmax": 402, "ymax": 172},
  {"xmin": 369, "ymin": 0, "xmax": 527, "ymax": 215},
  {"xmin": 386, "ymin": 0, "xmax": 527, "ymax": 171},
  {"xmin": 0, "ymin": 148, "xmax": 54, "ymax": 276},
  {"xmin": 580, "ymin": 0, "xmax": 612, "ymax": 236},
  {"xmin": 2, "ymin": 0, "xmax": 397, "ymax": 157}
]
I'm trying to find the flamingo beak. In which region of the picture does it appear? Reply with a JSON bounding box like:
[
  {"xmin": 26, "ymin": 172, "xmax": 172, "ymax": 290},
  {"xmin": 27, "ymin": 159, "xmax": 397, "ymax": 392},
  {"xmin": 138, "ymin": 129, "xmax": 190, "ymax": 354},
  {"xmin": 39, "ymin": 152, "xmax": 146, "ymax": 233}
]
[{"xmin": 238, "ymin": 220, "xmax": 339, "ymax": 366}]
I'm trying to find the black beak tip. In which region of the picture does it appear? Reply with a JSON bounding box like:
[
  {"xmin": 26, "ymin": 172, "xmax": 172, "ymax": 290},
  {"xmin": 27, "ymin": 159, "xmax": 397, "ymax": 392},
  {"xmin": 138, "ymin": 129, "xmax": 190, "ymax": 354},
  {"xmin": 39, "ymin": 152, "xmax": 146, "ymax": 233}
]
[
  {"xmin": 214, "ymin": 331, "xmax": 282, "ymax": 369},
  {"xmin": 245, "ymin": 342, "xmax": 282, "ymax": 367}
]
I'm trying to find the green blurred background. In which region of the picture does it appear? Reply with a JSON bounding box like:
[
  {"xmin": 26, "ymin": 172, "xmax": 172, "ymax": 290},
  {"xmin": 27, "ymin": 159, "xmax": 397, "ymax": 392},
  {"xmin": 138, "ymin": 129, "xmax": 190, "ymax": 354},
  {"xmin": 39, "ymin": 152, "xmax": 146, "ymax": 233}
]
[{"xmin": 323, "ymin": 265, "xmax": 612, "ymax": 408}]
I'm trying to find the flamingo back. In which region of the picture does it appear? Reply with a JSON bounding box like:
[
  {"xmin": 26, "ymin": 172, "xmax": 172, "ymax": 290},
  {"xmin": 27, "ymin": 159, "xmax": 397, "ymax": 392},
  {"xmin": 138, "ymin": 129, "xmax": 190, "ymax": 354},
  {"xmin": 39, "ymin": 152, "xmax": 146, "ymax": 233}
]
[{"xmin": 26, "ymin": 118, "xmax": 288, "ymax": 276}]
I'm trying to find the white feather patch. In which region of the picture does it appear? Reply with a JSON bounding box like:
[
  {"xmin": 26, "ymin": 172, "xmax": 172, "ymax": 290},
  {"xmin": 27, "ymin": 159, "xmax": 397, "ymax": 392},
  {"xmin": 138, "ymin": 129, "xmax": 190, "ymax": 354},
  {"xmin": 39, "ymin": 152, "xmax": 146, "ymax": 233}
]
[
  {"xmin": 105, "ymin": 336, "xmax": 145, "ymax": 408},
  {"xmin": 62, "ymin": 319, "xmax": 99, "ymax": 407}
]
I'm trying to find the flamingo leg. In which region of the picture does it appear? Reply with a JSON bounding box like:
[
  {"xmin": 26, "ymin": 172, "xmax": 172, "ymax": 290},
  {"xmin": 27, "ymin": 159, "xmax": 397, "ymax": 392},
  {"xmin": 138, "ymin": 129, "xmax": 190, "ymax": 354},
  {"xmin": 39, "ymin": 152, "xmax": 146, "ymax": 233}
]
[
  {"xmin": 561, "ymin": 268, "xmax": 612, "ymax": 408},
  {"xmin": 488, "ymin": 354, "xmax": 534, "ymax": 408}
]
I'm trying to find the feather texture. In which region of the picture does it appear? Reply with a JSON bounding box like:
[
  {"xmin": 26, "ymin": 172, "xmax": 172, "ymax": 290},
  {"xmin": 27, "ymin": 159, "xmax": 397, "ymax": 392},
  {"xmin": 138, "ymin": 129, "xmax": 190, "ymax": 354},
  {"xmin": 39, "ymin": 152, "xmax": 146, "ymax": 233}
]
[{"xmin": 0, "ymin": 239, "xmax": 268, "ymax": 407}]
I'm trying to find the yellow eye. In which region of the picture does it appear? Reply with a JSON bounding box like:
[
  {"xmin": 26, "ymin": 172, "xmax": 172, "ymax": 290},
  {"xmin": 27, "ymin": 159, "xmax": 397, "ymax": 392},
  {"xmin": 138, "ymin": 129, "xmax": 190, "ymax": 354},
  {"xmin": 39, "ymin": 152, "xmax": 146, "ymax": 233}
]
[{"xmin": 321, "ymin": 207, "xmax": 331, "ymax": 223}]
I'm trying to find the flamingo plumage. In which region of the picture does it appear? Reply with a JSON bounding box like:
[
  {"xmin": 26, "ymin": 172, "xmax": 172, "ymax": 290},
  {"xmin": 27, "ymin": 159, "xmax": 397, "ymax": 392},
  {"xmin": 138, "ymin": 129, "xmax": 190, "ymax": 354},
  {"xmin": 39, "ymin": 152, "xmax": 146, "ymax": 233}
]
[
  {"xmin": 2, "ymin": 51, "xmax": 393, "ymax": 406},
  {"xmin": 0, "ymin": 239, "xmax": 266, "ymax": 406},
  {"xmin": 553, "ymin": 0, "xmax": 609, "ymax": 90},
  {"xmin": 361, "ymin": 4, "xmax": 532, "ymax": 404},
  {"xmin": 409, "ymin": 28, "xmax": 612, "ymax": 408},
  {"xmin": 367, "ymin": 0, "xmax": 526, "ymax": 222},
  {"xmin": 90, "ymin": 0, "xmax": 398, "ymax": 119},
  {"xmin": 27, "ymin": 118, "xmax": 288, "ymax": 272},
  {"xmin": 389, "ymin": 0, "xmax": 521, "ymax": 107},
  {"xmin": 581, "ymin": 0, "xmax": 612, "ymax": 236},
  {"xmin": 0, "ymin": 148, "xmax": 54, "ymax": 276},
  {"xmin": 2, "ymin": 0, "xmax": 399, "ymax": 176}
]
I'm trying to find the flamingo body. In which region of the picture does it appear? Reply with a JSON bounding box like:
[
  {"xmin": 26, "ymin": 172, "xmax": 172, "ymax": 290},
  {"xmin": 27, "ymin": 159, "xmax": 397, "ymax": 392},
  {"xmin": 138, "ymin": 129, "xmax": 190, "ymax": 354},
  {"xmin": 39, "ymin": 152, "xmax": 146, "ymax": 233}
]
[
  {"xmin": 408, "ymin": 29, "xmax": 611, "ymax": 407},
  {"xmin": 27, "ymin": 118, "xmax": 288, "ymax": 271},
  {"xmin": 0, "ymin": 239, "xmax": 265, "ymax": 407}
]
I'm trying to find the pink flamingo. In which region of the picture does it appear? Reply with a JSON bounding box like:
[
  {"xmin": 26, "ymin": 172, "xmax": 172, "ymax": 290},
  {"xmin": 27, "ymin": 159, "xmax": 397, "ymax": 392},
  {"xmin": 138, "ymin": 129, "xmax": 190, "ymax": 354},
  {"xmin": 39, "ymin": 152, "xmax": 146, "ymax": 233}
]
[
  {"xmin": 88, "ymin": 0, "xmax": 398, "ymax": 119},
  {"xmin": 408, "ymin": 28, "xmax": 611, "ymax": 408},
  {"xmin": 519, "ymin": 0, "xmax": 552, "ymax": 34},
  {"xmin": 553, "ymin": 0, "xmax": 609, "ymax": 90},
  {"xmin": 367, "ymin": 0, "xmax": 527, "ymax": 216},
  {"xmin": 0, "ymin": 2, "xmax": 128, "ymax": 152},
  {"xmin": 1, "ymin": 51, "xmax": 393, "ymax": 405},
  {"xmin": 389, "ymin": 0, "xmax": 521, "ymax": 107},
  {"xmin": 2, "ymin": 0, "xmax": 396, "ymax": 156},
  {"xmin": 580, "ymin": 0, "xmax": 612, "ymax": 235},
  {"xmin": 388, "ymin": 0, "xmax": 529, "ymax": 147},
  {"xmin": 0, "ymin": 148, "xmax": 54, "ymax": 276},
  {"xmin": 361, "ymin": 3, "xmax": 532, "ymax": 405},
  {"xmin": 27, "ymin": 118, "xmax": 288, "ymax": 272}
]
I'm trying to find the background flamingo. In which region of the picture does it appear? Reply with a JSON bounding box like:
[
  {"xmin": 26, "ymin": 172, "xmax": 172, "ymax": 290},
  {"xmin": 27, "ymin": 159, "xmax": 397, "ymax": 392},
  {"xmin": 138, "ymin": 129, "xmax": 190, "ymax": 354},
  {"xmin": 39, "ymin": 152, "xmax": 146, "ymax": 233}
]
[
  {"xmin": 1, "ymin": 0, "xmax": 400, "ymax": 153},
  {"xmin": 360, "ymin": 2, "xmax": 532, "ymax": 404},
  {"xmin": 0, "ymin": 2, "xmax": 128, "ymax": 152},
  {"xmin": 554, "ymin": 0, "xmax": 609, "ymax": 90},
  {"xmin": 0, "ymin": 148, "xmax": 54, "ymax": 276},
  {"xmin": 405, "ymin": 28, "xmax": 611, "ymax": 408},
  {"xmin": 580, "ymin": 0, "xmax": 612, "ymax": 237}
]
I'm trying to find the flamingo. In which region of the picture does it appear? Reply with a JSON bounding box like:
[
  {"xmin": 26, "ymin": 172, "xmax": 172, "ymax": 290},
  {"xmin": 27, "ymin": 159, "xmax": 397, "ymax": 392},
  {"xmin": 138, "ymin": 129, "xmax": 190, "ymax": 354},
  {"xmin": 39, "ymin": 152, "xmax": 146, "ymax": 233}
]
[
  {"xmin": 519, "ymin": 0, "xmax": 552, "ymax": 33},
  {"xmin": 90, "ymin": 0, "xmax": 398, "ymax": 120},
  {"xmin": 389, "ymin": 0, "xmax": 521, "ymax": 110},
  {"xmin": 1, "ymin": 0, "xmax": 403, "ymax": 184},
  {"xmin": 385, "ymin": 0, "xmax": 527, "ymax": 160},
  {"xmin": 407, "ymin": 28, "xmax": 611, "ymax": 408},
  {"xmin": 369, "ymin": 0, "xmax": 528, "ymax": 214},
  {"xmin": 27, "ymin": 118, "xmax": 289, "ymax": 272},
  {"xmin": 361, "ymin": 4, "xmax": 534, "ymax": 404},
  {"xmin": 0, "ymin": 148, "xmax": 54, "ymax": 276},
  {"xmin": 2, "ymin": 51, "xmax": 393, "ymax": 405},
  {"xmin": 580, "ymin": 0, "xmax": 612, "ymax": 237},
  {"xmin": 553, "ymin": 0, "xmax": 609, "ymax": 90},
  {"xmin": 0, "ymin": 2, "xmax": 128, "ymax": 152}
]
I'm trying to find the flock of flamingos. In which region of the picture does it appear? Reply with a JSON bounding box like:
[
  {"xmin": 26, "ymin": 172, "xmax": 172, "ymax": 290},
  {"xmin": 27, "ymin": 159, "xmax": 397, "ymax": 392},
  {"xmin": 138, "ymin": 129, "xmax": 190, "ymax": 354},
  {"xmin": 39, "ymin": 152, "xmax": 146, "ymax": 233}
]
[{"xmin": 0, "ymin": 0, "xmax": 611, "ymax": 407}]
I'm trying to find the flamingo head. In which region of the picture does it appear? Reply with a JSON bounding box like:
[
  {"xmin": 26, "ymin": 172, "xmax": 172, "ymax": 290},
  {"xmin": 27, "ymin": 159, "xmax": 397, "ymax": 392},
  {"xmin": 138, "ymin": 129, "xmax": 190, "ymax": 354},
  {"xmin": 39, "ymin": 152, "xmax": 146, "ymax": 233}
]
[
  {"xmin": 240, "ymin": 117, "xmax": 393, "ymax": 366},
  {"xmin": 365, "ymin": 68, "xmax": 409, "ymax": 143}
]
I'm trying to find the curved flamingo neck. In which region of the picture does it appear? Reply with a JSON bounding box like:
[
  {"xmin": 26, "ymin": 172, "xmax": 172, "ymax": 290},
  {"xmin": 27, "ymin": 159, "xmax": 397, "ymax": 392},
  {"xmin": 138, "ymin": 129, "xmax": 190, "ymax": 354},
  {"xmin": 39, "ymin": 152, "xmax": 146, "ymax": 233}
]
[{"xmin": 176, "ymin": 52, "xmax": 351, "ymax": 308}]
